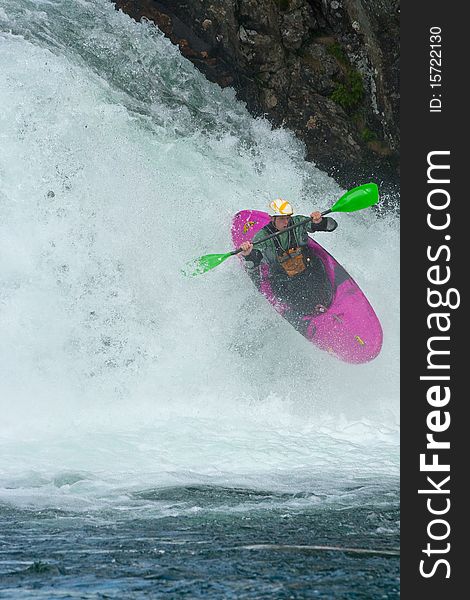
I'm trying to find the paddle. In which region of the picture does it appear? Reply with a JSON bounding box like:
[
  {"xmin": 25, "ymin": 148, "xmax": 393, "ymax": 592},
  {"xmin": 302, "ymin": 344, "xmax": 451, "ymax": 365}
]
[{"xmin": 185, "ymin": 182, "xmax": 378, "ymax": 276}]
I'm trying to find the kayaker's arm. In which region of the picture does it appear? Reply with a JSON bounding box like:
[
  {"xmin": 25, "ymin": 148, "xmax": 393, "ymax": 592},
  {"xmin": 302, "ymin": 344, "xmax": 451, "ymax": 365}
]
[
  {"xmin": 306, "ymin": 216, "xmax": 338, "ymax": 233},
  {"xmin": 243, "ymin": 248, "xmax": 263, "ymax": 268}
]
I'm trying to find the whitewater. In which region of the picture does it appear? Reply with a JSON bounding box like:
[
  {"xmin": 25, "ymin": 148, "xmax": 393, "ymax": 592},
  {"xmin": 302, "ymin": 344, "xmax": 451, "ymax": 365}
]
[{"xmin": 0, "ymin": 1, "xmax": 399, "ymax": 597}]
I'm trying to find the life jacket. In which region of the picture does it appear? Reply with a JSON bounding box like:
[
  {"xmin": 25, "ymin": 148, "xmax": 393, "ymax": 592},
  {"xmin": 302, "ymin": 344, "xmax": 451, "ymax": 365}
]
[{"xmin": 266, "ymin": 222, "xmax": 309, "ymax": 278}]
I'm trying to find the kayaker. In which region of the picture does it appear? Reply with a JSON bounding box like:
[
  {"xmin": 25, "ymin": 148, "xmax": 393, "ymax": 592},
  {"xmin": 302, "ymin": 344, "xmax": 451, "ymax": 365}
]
[{"xmin": 239, "ymin": 199, "xmax": 338, "ymax": 330}]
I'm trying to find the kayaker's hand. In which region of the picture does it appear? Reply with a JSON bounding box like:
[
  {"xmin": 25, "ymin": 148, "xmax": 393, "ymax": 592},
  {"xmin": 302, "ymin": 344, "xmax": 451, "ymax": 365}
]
[
  {"xmin": 310, "ymin": 211, "xmax": 322, "ymax": 224},
  {"xmin": 240, "ymin": 241, "xmax": 253, "ymax": 256}
]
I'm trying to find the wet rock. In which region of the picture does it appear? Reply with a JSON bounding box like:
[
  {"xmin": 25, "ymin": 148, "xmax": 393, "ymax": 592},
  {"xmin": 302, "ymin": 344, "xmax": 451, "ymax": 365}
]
[
  {"xmin": 113, "ymin": 0, "xmax": 400, "ymax": 192},
  {"xmin": 281, "ymin": 7, "xmax": 313, "ymax": 50}
]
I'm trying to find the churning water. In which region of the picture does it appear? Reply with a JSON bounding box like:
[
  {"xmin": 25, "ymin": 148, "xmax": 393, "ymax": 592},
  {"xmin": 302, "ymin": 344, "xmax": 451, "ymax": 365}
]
[{"xmin": 0, "ymin": 1, "xmax": 399, "ymax": 597}]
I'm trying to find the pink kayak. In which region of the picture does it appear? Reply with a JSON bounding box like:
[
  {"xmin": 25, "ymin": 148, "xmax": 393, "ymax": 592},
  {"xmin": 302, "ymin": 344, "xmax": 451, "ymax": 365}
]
[{"xmin": 231, "ymin": 210, "xmax": 383, "ymax": 363}]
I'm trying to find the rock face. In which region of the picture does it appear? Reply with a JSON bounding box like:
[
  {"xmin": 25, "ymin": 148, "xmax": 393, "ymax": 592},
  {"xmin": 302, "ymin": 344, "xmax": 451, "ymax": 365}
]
[{"xmin": 114, "ymin": 0, "xmax": 399, "ymax": 192}]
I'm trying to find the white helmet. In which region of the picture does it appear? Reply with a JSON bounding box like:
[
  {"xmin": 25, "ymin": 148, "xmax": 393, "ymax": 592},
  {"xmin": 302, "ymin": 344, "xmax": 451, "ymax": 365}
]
[{"xmin": 269, "ymin": 198, "xmax": 294, "ymax": 216}]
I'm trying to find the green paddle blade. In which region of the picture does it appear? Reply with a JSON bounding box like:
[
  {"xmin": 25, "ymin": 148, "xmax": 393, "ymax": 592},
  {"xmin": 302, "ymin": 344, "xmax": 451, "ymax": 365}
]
[
  {"xmin": 330, "ymin": 182, "xmax": 379, "ymax": 213},
  {"xmin": 183, "ymin": 252, "xmax": 232, "ymax": 276}
]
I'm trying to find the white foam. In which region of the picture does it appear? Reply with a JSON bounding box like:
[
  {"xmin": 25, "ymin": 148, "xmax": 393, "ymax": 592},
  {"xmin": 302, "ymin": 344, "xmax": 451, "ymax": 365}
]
[{"xmin": 0, "ymin": 0, "xmax": 399, "ymax": 508}]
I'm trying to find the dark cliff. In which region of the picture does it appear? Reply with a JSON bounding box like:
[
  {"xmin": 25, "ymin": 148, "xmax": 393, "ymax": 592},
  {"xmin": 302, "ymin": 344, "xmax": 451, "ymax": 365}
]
[{"xmin": 114, "ymin": 0, "xmax": 399, "ymax": 193}]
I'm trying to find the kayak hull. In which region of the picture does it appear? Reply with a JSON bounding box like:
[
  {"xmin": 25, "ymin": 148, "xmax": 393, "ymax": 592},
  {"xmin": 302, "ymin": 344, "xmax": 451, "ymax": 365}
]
[{"xmin": 231, "ymin": 210, "xmax": 383, "ymax": 363}]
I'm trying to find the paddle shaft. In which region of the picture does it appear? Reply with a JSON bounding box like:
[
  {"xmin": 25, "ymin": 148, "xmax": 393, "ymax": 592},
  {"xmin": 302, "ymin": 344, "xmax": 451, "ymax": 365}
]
[{"xmin": 231, "ymin": 210, "xmax": 332, "ymax": 256}]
